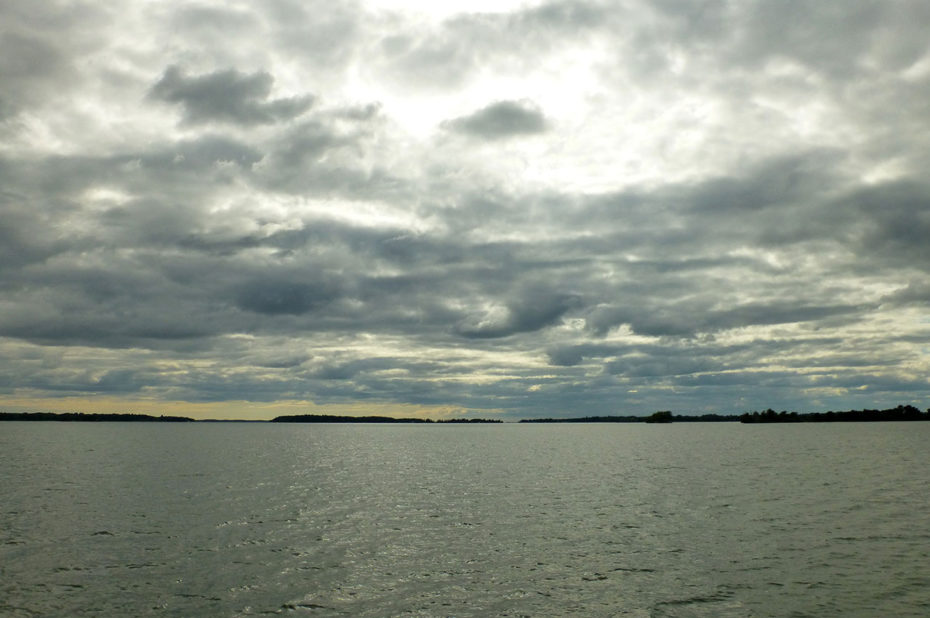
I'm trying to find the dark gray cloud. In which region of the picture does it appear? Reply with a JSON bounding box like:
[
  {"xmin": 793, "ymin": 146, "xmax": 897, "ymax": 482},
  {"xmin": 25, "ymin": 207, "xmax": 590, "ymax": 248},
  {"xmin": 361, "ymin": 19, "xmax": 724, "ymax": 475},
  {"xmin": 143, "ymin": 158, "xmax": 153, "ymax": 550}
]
[
  {"xmin": 150, "ymin": 66, "xmax": 314, "ymax": 125},
  {"xmin": 455, "ymin": 286, "xmax": 580, "ymax": 338},
  {"xmin": 0, "ymin": 32, "xmax": 65, "ymax": 119},
  {"xmin": 584, "ymin": 298, "xmax": 873, "ymax": 339},
  {"xmin": 234, "ymin": 277, "xmax": 342, "ymax": 316},
  {"xmin": 255, "ymin": 117, "xmax": 395, "ymax": 196},
  {"xmin": 884, "ymin": 279, "xmax": 930, "ymax": 306},
  {"xmin": 443, "ymin": 100, "xmax": 548, "ymax": 139}
]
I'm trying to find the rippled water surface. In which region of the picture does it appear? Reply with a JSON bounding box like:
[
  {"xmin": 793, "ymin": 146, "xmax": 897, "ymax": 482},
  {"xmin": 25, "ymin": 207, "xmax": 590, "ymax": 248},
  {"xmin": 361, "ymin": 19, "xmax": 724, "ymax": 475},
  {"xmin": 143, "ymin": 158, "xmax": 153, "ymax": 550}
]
[{"xmin": 2, "ymin": 421, "xmax": 930, "ymax": 616}]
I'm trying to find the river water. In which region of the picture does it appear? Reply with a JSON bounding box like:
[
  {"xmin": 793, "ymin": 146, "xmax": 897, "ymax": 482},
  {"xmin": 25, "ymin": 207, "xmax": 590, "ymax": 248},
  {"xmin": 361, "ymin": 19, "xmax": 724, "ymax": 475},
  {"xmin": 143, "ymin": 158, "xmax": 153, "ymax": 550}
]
[{"xmin": 2, "ymin": 421, "xmax": 929, "ymax": 616}]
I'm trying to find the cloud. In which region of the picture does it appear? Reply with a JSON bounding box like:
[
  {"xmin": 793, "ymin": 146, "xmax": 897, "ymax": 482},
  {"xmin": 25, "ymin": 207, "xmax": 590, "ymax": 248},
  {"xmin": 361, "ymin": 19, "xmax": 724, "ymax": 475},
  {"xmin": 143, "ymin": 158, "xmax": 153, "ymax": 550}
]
[
  {"xmin": 455, "ymin": 298, "xmax": 576, "ymax": 338},
  {"xmin": 150, "ymin": 66, "xmax": 314, "ymax": 125},
  {"xmin": 586, "ymin": 299, "xmax": 872, "ymax": 339},
  {"xmin": 234, "ymin": 278, "xmax": 341, "ymax": 316},
  {"xmin": 0, "ymin": 32, "xmax": 66, "ymax": 119},
  {"xmin": 0, "ymin": 1, "xmax": 108, "ymax": 120},
  {"xmin": 1, "ymin": 0, "xmax": 930, "ymax": 418},
  {"xmin": 373, "ymin": 1, "xmax": 607, "ymax": 90},
  {"xmin": 443, "ymin": 100, "xmax": 548, "ymax": 139}
]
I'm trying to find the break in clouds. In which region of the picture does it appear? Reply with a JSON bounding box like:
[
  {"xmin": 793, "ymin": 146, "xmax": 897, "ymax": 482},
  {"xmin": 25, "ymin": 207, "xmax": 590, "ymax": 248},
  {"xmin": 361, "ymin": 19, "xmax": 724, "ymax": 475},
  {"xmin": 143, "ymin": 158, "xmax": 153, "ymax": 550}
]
[{"xmin": 1, "ymin": 0, "xmax": 929, "ymax": 419}]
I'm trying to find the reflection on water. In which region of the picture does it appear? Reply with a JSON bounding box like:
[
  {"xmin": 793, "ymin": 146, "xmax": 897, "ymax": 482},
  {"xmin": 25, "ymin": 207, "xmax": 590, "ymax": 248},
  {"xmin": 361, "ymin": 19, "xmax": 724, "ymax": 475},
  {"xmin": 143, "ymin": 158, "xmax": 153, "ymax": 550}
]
[{"xmin": 2, "ymin": 422, "xmax": 930, "ymax": 616}]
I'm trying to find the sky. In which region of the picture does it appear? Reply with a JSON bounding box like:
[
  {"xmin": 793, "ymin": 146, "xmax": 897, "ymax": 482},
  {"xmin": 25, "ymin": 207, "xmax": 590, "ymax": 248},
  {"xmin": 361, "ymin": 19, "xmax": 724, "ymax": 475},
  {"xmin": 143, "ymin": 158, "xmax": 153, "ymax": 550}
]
[{"xmin": 1, "ymin": 0, "xmax": 929, "ymax": 420}]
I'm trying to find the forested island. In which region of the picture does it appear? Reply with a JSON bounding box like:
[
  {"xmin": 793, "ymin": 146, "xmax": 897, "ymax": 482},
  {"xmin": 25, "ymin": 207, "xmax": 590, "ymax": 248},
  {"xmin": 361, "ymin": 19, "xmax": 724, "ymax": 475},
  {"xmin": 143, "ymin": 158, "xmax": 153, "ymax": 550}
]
[
  {"xmin": 738, "ymin": 405, "xmax": 929, "ymax": 423},
  {"xmin": 521, "ymin": 411, "xmax": 737, "ymax": 423},
  {"xmin": 521, "ymin": 406, "xmax": 930, "ymax": 423}
]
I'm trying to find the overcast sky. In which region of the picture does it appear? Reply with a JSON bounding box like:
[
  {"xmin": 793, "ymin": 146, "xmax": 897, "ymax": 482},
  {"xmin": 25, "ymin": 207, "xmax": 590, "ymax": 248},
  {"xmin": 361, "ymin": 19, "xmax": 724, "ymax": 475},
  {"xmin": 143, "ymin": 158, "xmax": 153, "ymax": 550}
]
[{"xmin": 2, "ymin": 0, "xmax": 929, "ymax": 420}]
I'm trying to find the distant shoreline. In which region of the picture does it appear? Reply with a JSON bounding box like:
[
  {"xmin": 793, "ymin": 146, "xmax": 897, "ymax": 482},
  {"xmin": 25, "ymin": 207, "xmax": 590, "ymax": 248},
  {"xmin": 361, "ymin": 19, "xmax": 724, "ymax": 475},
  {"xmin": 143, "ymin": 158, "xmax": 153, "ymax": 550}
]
[
  {"xmin": 2, "ymin": 405, "xmax": 928, "ymax": 423},
  {"xmin": 0, "ymin": 412, "xmax": 195, "ymax": 422},
  {"xmin": 0, "ymin": 412, "xmax": 500, "ymax": 423},
  {"xmin": 736, "ymin": 405, "xmax": 928, "ymax": 423}
]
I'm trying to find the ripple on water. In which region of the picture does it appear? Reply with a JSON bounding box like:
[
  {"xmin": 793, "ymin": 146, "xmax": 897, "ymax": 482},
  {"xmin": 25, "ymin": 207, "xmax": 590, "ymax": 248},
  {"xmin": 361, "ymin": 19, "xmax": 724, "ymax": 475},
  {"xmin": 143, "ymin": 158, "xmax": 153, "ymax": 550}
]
[{"xmin": 2, "ymin": 422, "xmax": 930, "ymax": 616}]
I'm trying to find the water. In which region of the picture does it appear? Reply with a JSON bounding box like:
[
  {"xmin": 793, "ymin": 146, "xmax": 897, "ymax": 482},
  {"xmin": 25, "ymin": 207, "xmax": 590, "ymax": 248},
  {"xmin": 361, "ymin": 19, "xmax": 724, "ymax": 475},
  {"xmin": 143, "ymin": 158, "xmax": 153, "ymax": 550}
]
[{"xmin": 2, "ymin": 422, "xmax": 929, "ymax": 617}]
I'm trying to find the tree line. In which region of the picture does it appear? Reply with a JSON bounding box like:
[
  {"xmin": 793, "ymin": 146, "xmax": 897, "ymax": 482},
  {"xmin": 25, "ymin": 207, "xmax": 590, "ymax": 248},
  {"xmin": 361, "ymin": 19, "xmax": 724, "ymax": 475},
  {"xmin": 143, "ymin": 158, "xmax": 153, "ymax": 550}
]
[
  {"xmin": 270, "ymin": 415, "xmax": 501, "ymax": 423},
  {"xmin": 0, "ymin": 412, "xmax": 194, "ymax": 422},
  {"xmin": 739, "ymin": 405, "xmax": 929, "ymax": 423},
  {"xmin": 4, "ymin": 406, "xmax": 928, "ymax": 423}
]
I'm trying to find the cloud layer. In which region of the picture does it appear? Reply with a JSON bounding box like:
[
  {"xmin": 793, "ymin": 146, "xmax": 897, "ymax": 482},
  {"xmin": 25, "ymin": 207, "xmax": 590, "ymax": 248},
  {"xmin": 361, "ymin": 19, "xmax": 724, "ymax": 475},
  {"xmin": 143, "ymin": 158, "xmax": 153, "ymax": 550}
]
[{"xmin": 1, "ymin": 0, "xmax": 929, "ymax": 418}]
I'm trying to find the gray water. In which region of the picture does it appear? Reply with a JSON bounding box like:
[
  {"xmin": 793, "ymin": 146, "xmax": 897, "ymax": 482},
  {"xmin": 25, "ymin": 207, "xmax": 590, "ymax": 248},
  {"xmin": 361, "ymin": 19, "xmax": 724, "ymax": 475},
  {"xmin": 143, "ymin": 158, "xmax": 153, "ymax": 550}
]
[{"xmin": 2, "ymin": 422, "xmax": 929, "ymax": 617}]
